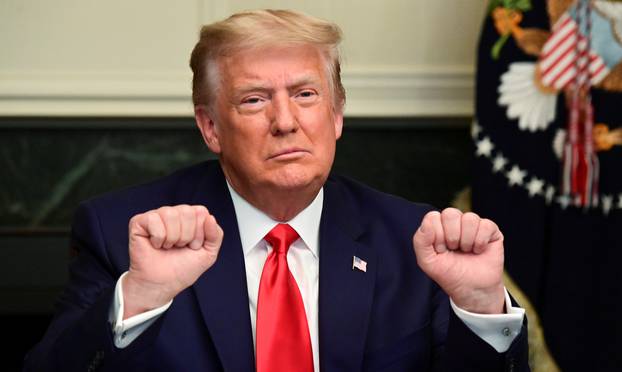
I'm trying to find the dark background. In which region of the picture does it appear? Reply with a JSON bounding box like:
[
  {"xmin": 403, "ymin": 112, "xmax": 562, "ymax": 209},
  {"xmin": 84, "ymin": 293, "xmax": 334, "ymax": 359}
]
[{"xmin": 0, "ymin": 116, "xmax": 472, "ymax": 371}]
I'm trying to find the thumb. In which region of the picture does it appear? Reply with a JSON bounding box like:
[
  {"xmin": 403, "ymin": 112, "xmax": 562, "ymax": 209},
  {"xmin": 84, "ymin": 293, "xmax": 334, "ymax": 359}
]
[
  {"xmin": 413, "ymin": 218, "xmax": 437, "ymax": 262},
  {"xmin": 203, "ymin": 214, "xmax": 223, "ymax": 251}
]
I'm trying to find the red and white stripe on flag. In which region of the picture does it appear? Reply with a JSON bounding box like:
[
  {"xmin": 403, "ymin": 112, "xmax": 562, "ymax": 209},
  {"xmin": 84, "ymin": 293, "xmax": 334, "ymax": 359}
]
[{"xmin": 538, "ymin": 13, "xmax": 609, "ymax": 90}]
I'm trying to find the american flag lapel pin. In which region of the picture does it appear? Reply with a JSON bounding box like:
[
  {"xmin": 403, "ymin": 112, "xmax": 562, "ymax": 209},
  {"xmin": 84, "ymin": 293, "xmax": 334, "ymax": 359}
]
[{"xmin": 352, "ymin": 256, "xmax": 367, "ymax": 272}]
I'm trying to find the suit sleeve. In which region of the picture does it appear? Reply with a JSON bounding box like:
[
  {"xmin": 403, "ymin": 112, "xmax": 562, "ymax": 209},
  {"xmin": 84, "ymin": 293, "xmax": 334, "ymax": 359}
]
[
  {"xmin": 436, "ymin": 291, "xmax": 530, "ymax": 372},
  {"xmin": 22, "ymin": 201, "xmax": 165, "ymax": 372}
]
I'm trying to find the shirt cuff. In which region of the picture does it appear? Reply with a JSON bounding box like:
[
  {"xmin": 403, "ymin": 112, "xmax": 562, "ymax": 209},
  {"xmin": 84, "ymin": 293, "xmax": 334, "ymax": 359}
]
[
  {"xmin": 108, "ymin": 271, "xmax": 173, "ymax": 348},
  {"xmin": 450, "ymin": 288, "xmax": 525, "ymax": 353}
]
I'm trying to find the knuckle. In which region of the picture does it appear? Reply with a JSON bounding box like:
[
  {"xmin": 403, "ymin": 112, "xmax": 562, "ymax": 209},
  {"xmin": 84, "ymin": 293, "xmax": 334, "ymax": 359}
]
[
  {"xmin": 160, "ymin": 232, "xmax": 177, "ymax": 246},
  {"xmin": 474, "ymin": 236, "xmax": 488, "ymax": 247},
  {"xmin": 424, "ymin": 211, "xmax": 441, "ymax": 226},
  {"xmin": 441, "ymin": 208, "xmax": 462, "ymax": 222},
  {"xmin": 129, "ymin": 213, "xmax": 140, "ymax": 223},
  {"xmin": 152, "ymin": 230, "xmax": 165, "ymax": 242},
  {"xmin": 482, "ymin": 218, "xmax": 498, "ymax": 232},
  {"xmin": 491, "ymin": 221, "xmax": 499, "ymax": 231},
  {"xmin": 462, "ymin": 212, "xmax": 479, "ymax": 224},
  {"xmin": 146, "ymin": 212, "xmax": 161, "ymax": 227},
  {"xmin": 480, "ymin": 218, "xmax": 493, "ymax": 229},
  {"xmin": 426, "ymin": 210, "xmax": 441, "ymax": 219},
  {"xmin": 461, "ymin": 243, "xmax": 473, "ymax": 252},
  {"xmin": 178, "ymin": 204, "xmax": 194, "ymax": 217},
  {"xmin": 160, "ymin": 206, "xmax": 178, "ymax": 220},
  {"xmin": 129, "ymin": 214, "xmax": 141, "ymax": 228},
  {"xmin": 194, "ymin": 205, "xmax": 208, "ymax": 215},
  {"xmin": 447, "ymin": 237, "xmax": 460, "ymax": 245}
]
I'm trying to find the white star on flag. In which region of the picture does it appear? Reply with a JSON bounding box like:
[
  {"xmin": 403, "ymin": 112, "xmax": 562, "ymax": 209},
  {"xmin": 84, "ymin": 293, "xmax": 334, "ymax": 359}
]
[
  {"xmin": 506, "ymin": 165, "xmax": 526, "ymax": 187},
  {"xmin": 601, "ymin": 195, "xmax": 613, "ymax": 215},
  {"xmin": 471, "ymin": 121, "xmax": 482, "ymax": 139},
  {"xmin": 545, "ymin": 185, "xmax": 556, "ymax": 205},
  {"xmin": 476, "ymin": 136, "xmax": 494, "ymax": 158},
  {"xmin": 557, "ymin": 194, "xmax": 571, "ymax": 210},
  {"xmin": 526, "ymin": 177, "xmax": 545, "ymax": 197},
  {"xmin": 492, "ymin": 154, "xmax": 508, "ymax": 173}
]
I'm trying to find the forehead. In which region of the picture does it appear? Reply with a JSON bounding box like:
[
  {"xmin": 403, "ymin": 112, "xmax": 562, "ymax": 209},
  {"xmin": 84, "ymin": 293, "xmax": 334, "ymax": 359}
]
[{"xmin": 219, "ymin": 45, "xmax": 329, "ymax": 87}]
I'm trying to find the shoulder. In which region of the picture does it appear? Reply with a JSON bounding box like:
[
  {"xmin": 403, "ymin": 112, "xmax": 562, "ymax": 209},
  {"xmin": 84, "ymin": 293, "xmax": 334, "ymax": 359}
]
[
  {"xmin": 69, "ymin": 160, "xmax": 221, "ymax": 269},
  {"xmin": 83, "ymin": 160, "xmax": 217, "ymax": 215},
  {"xmin": 73, "ymin": 160, "xmax": 220, "ymax": 243}
]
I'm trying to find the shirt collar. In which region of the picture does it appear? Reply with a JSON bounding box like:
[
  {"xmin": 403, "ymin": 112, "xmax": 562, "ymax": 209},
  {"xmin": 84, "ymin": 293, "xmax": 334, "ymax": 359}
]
[{"xmin": 226, "ymin": 182, "xmax": 323, "ymax": 258}]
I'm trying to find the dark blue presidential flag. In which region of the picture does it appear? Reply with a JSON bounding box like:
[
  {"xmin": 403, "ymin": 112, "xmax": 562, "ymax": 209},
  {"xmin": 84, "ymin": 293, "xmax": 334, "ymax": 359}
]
[{"xmin": 473, "ymin": 1, "xmax": 622, "ymax": 371}]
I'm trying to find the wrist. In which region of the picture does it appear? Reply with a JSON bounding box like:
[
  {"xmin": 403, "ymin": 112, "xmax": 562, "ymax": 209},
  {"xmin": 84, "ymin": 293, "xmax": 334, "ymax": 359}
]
[
  {"xmin": 451, "ymin": 284, "xmax": 505, "ymax": 314},
  {"xmin": 122, "ymin": 273, "xmax": 175, "ymax": 319}
]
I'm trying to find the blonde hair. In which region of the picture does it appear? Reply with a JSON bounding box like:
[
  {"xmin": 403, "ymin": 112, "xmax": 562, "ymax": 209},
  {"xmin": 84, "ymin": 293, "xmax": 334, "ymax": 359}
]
[{"xmin": 189, "ymin": 9, "xmax": 345, "ymax": 111}]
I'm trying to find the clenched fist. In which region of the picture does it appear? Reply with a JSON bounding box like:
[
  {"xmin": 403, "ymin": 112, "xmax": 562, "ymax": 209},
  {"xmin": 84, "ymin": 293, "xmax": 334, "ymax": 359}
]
[
  {"xmin": 413, "ymin": 208, "xmax": 505, "ymax": 314},
  {"xmin": 123, "ymin": 205, "xmax": 223, "ymax": 319}
]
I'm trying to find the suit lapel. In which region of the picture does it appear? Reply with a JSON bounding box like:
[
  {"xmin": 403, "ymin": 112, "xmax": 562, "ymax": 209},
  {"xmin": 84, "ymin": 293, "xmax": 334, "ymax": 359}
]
[
  {"xmin": 319, "ymin": 177, "xmax": 377, "ymax": 371},
  {"xmin": 190, "ymin": 163, "xmax": 255, "ymax": 371}
]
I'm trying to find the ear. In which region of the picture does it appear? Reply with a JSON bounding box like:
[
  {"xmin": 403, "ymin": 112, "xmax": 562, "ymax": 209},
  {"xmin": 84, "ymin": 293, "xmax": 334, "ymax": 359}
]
[
  {"xmin": 333, "ymin": 110, "xmax": 344, "ymax": 140},
  {"xmin": 195, "ymin": 105, "xmax": 221, "ymax": 154}
]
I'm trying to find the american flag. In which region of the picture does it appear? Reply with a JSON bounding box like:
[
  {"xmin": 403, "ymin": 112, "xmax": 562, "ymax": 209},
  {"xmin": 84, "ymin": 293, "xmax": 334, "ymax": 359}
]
[
  {"xmin": 539, "ymin": 13, "xmax": 609, "ymax": 90},
  {"xmin": 352, "ymin": 256, "xmax": 367, "ymax": 272}
]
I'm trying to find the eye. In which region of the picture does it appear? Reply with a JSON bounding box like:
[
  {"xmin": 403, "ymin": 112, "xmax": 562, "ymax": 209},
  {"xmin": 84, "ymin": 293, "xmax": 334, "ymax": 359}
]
[
  {"xmin": 236, "ymin": 94, "xmax": 268, "ymax": 114},
  {"xmin": 241, "ymin": 96, "xmax": 264, "ymax": 105},
  {"xmin": 296, "ymin": 89, "xmax": 318, "ymax": 101}
]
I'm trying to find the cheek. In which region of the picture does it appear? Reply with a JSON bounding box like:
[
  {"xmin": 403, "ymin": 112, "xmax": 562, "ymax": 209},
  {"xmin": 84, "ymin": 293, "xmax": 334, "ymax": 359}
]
[
  {"xmin": 230, "ymin": 136, "xmax": 262, "ymax": 161},
  {"xmin": 314, "ymin": 129, "xmax": 337, "ymax": 164},
  {"xmin": 222, "ymin": 120, "xmax": 266, "ymax": 153}
]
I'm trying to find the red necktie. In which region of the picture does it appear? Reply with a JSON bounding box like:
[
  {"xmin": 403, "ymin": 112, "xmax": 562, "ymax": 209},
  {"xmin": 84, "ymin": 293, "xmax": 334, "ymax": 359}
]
[{"xmin": 256, "ymin": 224, "xmax": 313, "ymax": 372}]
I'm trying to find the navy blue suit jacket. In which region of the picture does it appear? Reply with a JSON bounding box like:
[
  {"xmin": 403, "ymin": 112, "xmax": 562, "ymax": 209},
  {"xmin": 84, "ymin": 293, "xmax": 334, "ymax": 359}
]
[{"xmin": 24, "ymin": 161, "xmax": 528, "ymax": 371}]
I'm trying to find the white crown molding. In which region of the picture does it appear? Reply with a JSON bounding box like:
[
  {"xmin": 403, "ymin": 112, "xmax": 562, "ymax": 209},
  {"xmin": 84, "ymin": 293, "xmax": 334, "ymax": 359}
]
[
  {"xmin": 343, "ymin": 65, "xmax": 474, "ymax": 117},
  {"xmin": 0, "ymin": 66, "xmax": 474, "ymax": 117},
  {"xmin": 0, "ymin": 71, "xmax": 193, "ymax": 117}
]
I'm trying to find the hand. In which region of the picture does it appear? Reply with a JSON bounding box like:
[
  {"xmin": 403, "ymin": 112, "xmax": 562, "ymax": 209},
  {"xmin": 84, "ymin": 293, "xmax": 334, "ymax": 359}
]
[
  {"xmin": 123, "ymin": 205, "xmax": 223, "ymax": 319},
  {"xmin": 413, "ymin": 208, "xmax": 505, "ymax": 314}
]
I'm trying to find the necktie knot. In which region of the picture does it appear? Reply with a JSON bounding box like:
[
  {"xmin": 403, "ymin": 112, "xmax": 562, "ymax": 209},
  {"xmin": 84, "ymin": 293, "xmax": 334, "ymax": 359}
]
[{"xmin": 264, "ymin": 223, "xmax": 299, "ymax": 254}]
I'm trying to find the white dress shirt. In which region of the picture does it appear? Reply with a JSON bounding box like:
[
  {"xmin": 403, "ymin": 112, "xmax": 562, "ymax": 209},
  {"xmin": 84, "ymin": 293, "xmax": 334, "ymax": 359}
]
[{"xmin": 109, "ymin": 184, "xmax": 525, "ymax": 368}]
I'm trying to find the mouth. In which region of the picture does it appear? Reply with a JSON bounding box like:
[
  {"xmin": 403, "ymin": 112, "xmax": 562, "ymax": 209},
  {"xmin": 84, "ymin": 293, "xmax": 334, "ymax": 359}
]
[{"xmin": 267, "ymin": 148, "xmax": 310, "ymax": 160}]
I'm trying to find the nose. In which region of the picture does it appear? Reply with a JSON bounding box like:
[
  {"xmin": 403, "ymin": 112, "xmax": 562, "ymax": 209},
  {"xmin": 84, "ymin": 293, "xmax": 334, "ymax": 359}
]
[{"xmin": 269, "ymin": 93, "xmax": 298, "ymax": 135}]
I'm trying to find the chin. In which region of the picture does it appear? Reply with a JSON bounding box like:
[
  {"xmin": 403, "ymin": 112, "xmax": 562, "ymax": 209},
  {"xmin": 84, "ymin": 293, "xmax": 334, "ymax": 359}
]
[{"xmin": 269, "ymin": 166, "xmax": 324, "ymax": 192}]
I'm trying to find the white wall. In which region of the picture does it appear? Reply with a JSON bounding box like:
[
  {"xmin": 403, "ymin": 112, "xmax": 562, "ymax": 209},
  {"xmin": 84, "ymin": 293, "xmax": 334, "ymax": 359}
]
[{"xmin": 0, "ymin": 0, "xmax": 486, "ymax": 117}]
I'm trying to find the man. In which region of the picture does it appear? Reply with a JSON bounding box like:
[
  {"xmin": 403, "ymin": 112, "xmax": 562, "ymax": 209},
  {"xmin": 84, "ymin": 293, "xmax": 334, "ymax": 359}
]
[{"xmin": 24, "ymin": 9, "xmax": 528, "ymax": 372}]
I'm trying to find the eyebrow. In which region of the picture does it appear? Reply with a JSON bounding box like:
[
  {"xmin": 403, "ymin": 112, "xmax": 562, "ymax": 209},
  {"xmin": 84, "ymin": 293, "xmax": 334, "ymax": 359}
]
[
  {"xmin": 231, "ymin": 84, "xmax": 271, "ymax": 98},
  {"xmin": 287, "ymin": 75, "xmax": 322, "ymax": 91},
  {"xmin": 232, "ymin": 74, "xmax": 322, "ymax": 96}
]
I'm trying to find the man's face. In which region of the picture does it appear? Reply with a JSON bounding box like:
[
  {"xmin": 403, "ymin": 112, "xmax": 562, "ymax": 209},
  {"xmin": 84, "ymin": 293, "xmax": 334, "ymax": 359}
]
[{"xmin": 197, "ymin": 45, "xmax": 343, "ymax": 204}]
